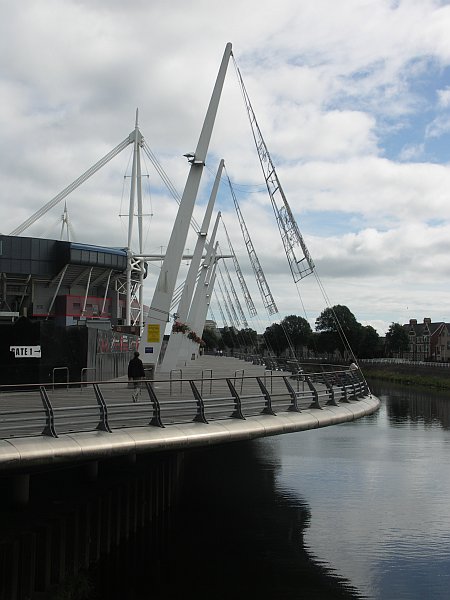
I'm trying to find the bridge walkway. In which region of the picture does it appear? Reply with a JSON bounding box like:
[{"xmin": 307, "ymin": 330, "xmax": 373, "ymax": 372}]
[{"xmin": 0, "ymin": 355, "xmax": 379, "ymax": 474}]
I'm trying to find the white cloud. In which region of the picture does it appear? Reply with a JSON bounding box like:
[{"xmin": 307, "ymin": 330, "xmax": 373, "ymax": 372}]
[
  {"xmin": 425, "ymin": 114, "xmax": 450, "ymax": 138},
  {"xmin": 437, "ymin": 86, "xmax": 450, "ymax": 108},
  {"xmin": 398, "ymin": 143, "xmax": 425, "ymax": 161},
  {"xmin": 2, "ymin": 0, "xmax": 450, "ymax": 338}
]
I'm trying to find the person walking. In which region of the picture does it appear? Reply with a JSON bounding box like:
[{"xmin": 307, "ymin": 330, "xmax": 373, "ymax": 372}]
[{"xmin": 128, "ymin": 351, "xmax": 145, "ymax": 399}]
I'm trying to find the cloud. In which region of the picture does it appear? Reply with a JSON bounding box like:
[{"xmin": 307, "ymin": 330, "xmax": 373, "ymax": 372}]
[
  {"xmin": 437, "ymin": 86, "xmax": 450, "ymax": 108},
  {"xmin": 425, "ymin": 114, "xmax": 450, "ymax": 138},
  {"xmin": 2, "ymin": 0, "xmax": 450, "ymax": 338}
]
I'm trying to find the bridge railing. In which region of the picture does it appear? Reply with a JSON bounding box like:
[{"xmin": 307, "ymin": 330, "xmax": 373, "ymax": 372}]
[{"xmin": 0, "ymin": 369, "xmax": 370, "ymax": 440}]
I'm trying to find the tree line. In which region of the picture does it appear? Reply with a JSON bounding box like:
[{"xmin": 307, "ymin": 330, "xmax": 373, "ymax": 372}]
[{"xmin": 203, "ymin": 305, "xmax": 410, "ymax": 359}]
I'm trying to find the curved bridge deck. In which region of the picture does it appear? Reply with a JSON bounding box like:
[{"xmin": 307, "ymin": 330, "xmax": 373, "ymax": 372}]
[{"xmin": 0, "ymin": 355, "xmax": 380, "ymax": 472}]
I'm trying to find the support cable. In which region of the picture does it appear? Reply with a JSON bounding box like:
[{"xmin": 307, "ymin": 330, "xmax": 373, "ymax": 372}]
[
  {"xmin": 221, "ymin": 217, "xmax": 257, "ymax": 317},
  {"xmin": 11, "ymin": 135, "xmax": 133, "ymax": 235},
  {"xmin": 220, "ymin": 252, "xmax": 249, "ymax": 328}
]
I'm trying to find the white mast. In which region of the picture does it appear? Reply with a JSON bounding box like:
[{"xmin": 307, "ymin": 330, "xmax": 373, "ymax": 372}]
[
  {"xmin": 159, "ymin": 159, "xmax": 224, "ymax": 373},
  {"xmin": 125, "ymin": 109, "xmax": 145, "ymax": 326},
  {"xmin": 181, "ymin": 215, "xmax": 221, "ymax": 362},
  {"xmin": 138, "ymin": 43, "xmax": 232, "ymax": 368},
  {"xmin": 186, "ymin": 243, "xmax": 220, "ymax": 359}
]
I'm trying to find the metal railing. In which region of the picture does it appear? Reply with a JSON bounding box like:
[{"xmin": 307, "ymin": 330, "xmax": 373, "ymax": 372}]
[{"xmin": 0, "ymin": 369, "xmax": 370, "ymax": 440}]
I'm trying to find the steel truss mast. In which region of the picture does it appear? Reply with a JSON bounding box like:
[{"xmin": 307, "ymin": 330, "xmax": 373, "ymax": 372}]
[{"xmin": 234, "ymin": 58, "xmax": 315, "ymax": 283}]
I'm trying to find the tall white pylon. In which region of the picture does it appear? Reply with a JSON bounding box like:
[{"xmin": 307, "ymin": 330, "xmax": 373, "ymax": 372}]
[
  {"xmin": 159, "ymin": 160, "xmax": 224, "ymax": 372},
  {"xmin": 177, "ymin": 212, "xmax": 221, "ymax": 365},
  {"xmin": 126, "ymin": 108, "xmax": 145, "ymax": 326},
  {"xmin": 138, "ymin": 43, "xmax": 232, "ymax": 368}
]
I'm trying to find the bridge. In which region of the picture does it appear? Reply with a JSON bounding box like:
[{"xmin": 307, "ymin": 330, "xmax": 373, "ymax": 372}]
[{"xmin": 0, "ymin": 354, "xmax": 379, "ymax": 503}]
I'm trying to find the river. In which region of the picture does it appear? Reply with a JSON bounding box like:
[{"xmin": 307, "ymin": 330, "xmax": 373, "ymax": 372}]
[{"xmin": 84, "ymin": 380, "xmax": 450, "ymax": 599}]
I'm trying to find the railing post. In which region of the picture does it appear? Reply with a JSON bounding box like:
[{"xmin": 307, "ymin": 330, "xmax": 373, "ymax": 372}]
[
  {"xmin": 347, "ymin": 371, "xmax": 359, "ymax": 400},
  {"xmin": 93, "ymin": 384, "xmax": 112, "ymax": 433},
  {"xmin": 282, "ymin": 377, "xmax": 301, "ymax": 412},
  {"xmin": 340, "ymin": 377, "xmax": 350, "ymax": 403},
  {"xmin": 81, "ymin": 368, "xmax": 96, "ymax": 390},
  {"xmin": 256, "ymin": 377, "xmax": 276, "ymax": 415},
  {"xmin": 322, "ymin": 374, "xmax": 338, "ymax": 406},
  {"xmin": 144, "ymin": 381, "xmax": 164, "ymax": 428},
  {"xmin": 189, "ymin": 381, "xmax": 208, "ymax": 424},
  {"xmin": 263, "ymin": 369, "xmax": 273, "ymax": 393},
  {"xmin": 39, "ymin": 386, "xmax": 58, "ymax": 437},
  {"xmin": 350, "ymin": 370, "xmax": 369, "ymax": 397},
  {"xmin": 304, "ymin": 375, "xmax": 322, "ymax": 409},
  {"xmin": 226, "ymin": 379, "xmax": 245, "ymax": 419}
]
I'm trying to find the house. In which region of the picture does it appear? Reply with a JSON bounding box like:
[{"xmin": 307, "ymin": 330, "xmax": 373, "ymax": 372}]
[{"xmin": 403, "ymin": 318, "xmax": 447, "ymax": 361}]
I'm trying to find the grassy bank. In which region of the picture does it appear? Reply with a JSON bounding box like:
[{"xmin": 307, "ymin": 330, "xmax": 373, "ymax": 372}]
[{"xmin": 361, "ymin": 363, "xmax": 450, "ymax": 390}]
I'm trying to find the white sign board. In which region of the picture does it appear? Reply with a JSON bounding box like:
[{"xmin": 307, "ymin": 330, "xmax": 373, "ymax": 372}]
[{"xmin": 10, "ymin": 345, "xmax": 42, "ymax": 358}]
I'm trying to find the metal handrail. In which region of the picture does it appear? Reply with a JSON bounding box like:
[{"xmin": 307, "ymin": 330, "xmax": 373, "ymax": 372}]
[{"xmin": 0, "ymin": 368, "xmax": 369, "ymax": 440}]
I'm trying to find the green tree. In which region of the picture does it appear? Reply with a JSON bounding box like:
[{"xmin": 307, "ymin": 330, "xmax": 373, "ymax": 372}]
[
  {"xmin": 281, "ymin": 315, "xmax": 312, "ymax": 357},
  {"xmin": 385, "ymin": 322, "xmax": 409, "ymax": 357},
  {"xmin": 263, "ymin": 322, "xmax": 288, "ymax": 356},
  {"xmin": 237, "ymin": 328, "xmax": 258, "ymax": 352},
  {"xmin": 315, "ymin": 305, "xmax": 361, "ymax": 358},
  {"xmin": 221, "ymin": 327, "xmax": 240, "ymax": 350},
  {"xmin": 201, "ymin": 327, "xmax": 221, "ymax": 351},
  {"xmin": 356, "ymin": 325, "xmax": 381, "ymax": 358}
]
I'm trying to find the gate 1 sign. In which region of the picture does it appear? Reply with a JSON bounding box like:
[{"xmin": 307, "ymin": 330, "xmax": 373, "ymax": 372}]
[{"xmin": 10, "ymin": 346, "xmax": 42, "ymax": 358}]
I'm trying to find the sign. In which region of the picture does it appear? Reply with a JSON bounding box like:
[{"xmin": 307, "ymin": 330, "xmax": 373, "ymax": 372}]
[
  {"xmin": 146, "ymin": 324, "xmax": 160, "ymax": 343},
  {"xmin": 10, "ymin": 345, "xmax": 42, "ymax": 358}
]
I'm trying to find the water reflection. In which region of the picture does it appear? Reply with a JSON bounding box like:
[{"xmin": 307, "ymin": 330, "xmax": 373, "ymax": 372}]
[
  {"xmin": 124, "ymin": 441, "xmax": 365, "ymax": 600},
  {"xmin": 373, "ymin": 380, "xmax": 450, "ymax": 429},
  {"xmin": 271, "ymin": 381, "xmax": 450, "ymax": 600},
  {"xmin": 0, "ymin": 441, "xmax": 364, "ymax": 600}
]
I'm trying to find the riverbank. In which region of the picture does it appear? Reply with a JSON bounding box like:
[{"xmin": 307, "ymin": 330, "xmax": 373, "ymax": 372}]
[{"xmin": 362, "ymin": 362, "xmax": 450, "ymax": 391}]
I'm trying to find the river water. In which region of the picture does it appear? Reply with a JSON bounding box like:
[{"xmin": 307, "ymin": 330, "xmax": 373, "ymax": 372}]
[{"xmin": 86, "ymin": 380, "xmax": 450, "ymax": 599}]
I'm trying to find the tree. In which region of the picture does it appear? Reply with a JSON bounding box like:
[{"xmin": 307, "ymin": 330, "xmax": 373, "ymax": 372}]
[
  {"xmin": 221, "ymin": 327, "xmax": 240, "ymax": 350},
  {"xmin": 315, "ymin": 305, "xmax": 360, "ymax": 358},
  {"xmin": 356, "ymin": 325, "xmax": 381, "ymax": 358},
  {"xmin": 201, "ymin": 327, "xmax": 221, "ymax": 352},
  {"xmin": 281, "ymin": 315, "xmax": 312, "ymax": 357},
  {"xmin": 263, "ymin": 322, "xmax": 288, "ymax": 356},
  {"xmin": 385, "ymin": 322, "xmax": 409, "ymax": 357},
  {"xmin": 237, "ymin": 328, "xmax": 258, "ymax": 352}
]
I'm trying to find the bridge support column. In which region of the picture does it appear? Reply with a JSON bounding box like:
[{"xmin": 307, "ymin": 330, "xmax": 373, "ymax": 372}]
[{"xmin": 12, "ymin": 473, "xmax": 30, "ymax": 506}]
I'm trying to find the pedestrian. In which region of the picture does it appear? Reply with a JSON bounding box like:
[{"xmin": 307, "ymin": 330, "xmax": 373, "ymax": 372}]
[{"xmin": 128, "ymin": 351, "xmax": 145, "ymax": 389}]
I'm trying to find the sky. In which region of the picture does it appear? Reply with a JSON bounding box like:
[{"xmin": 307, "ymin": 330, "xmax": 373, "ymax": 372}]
[{"xmin": 2, "ymin": 0, "xmax": 450, "ymax": 335}]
